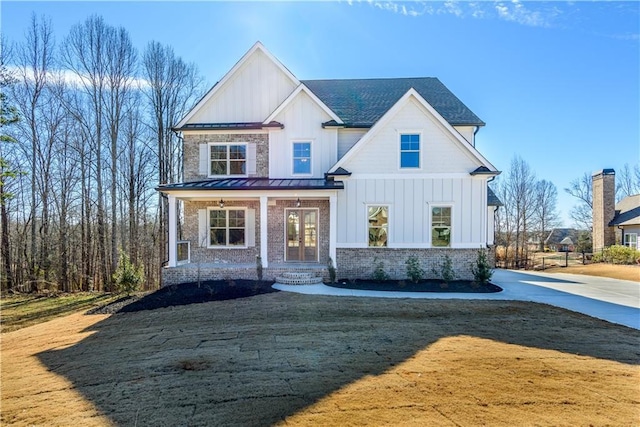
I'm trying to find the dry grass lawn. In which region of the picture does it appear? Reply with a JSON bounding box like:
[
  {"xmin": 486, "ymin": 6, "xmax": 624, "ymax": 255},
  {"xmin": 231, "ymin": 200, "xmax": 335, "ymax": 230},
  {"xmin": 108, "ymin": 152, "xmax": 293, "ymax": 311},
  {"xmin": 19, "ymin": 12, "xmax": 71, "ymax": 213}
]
[
  {"xmin": 2, "ymin": 293, "xmax": 639, "ymax": 426},
  {"xmin": 543, "ymin": 263, "xmax": 640, "ymax": 282}
]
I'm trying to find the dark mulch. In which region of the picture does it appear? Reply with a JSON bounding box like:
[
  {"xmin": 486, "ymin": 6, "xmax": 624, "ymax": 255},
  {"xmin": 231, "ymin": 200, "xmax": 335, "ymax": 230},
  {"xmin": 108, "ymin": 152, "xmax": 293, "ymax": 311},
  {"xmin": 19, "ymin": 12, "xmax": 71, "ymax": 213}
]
[
  {"xmin": 89, "ymin": 280, "xmax": 277, "ymax": 314},
  {"xmin": 329, "ymin": 279, "xmax": 502, "ymax": 293}
]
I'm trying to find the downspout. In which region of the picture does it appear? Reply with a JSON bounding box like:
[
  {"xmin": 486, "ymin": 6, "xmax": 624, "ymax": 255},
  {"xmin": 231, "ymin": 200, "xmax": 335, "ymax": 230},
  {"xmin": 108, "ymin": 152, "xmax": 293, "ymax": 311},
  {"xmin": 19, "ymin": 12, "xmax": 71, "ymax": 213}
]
[{"xmin": 486, "ymin": 175, "xmax": 497, "ymax": 249}]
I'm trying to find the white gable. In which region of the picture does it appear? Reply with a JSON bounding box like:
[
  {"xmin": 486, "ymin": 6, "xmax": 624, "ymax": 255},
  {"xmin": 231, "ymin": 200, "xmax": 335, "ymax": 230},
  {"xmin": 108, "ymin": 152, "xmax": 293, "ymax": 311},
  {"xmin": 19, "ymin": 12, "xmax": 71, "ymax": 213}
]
[
  {"xmin": 331, "ymin": 89, "xmax": 497, "ymax": 175},
  {"xmin": 179, "ymin": 42, "xmax": 299, "ymax": 126}
]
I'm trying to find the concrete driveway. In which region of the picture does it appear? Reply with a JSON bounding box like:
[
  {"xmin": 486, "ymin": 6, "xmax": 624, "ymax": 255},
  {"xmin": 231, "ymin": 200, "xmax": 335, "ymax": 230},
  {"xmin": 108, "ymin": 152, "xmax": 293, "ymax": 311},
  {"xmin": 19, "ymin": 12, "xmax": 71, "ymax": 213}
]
[{"xmin": 274, "ymin": 269, "xmax": 640, "ymax": 329}]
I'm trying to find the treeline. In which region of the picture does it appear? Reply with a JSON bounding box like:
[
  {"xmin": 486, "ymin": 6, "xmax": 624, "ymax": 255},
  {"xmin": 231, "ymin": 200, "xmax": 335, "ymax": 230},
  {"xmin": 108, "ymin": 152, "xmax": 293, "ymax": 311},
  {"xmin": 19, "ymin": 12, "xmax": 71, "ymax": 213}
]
[{"xmin": 1, "ymin": 14, "xmax": 203, "ymax": 292}]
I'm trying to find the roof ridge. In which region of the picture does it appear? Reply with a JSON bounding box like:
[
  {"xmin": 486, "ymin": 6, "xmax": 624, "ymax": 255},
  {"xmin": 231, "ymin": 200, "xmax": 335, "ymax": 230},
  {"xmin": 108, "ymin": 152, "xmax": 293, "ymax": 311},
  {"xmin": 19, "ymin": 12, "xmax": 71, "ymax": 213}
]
[{"xmin": 302, "ymin": 77, "xmax": 439, "ymax": 82}]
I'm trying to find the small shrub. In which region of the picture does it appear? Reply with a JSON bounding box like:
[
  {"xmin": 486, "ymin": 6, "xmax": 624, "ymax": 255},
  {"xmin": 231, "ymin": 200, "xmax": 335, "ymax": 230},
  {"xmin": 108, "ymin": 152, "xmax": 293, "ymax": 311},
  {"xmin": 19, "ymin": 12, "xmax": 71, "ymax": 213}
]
[
  {"xmin": 597, "ymin": 245, "xmax": 640, "ymax": 265},
  {"xmin": 327, "ymin": 257, "xmax": 337, "ymax": 283},
  {"xmin": 256, "ymin": 256, "xmax": 263, "ymax": 281},
  {"xmin": 471, "ymin": 249, "xmax": 493, "ymax": 285},
  {"xmin": 406, "ymin": 255, "xmax": 425, "ymax": 283},
  {"xmin": 432, "ymin": 254, "xmax": 455, "ymax": 284},
  {"xmin": 113, "ymin": 251, "xmax": 143, "ymax": 295},
  {"xmin": 372, "ymin": 258, "xmax": 389, "ymax": 282}
]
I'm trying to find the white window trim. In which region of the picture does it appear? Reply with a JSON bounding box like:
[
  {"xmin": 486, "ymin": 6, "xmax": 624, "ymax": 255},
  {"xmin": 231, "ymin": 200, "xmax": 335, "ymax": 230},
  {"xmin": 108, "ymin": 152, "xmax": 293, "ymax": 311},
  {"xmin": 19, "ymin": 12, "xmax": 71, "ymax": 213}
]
[
  {"xmin": 366, "ymin": 204, "xmax": 390, "ymax": 248},
  {"xmin": 428, "ymin": 202, "xmax": 454, "ymax": 248},
  {"xmin": 398, "ymin": 130, "xmax": 423, "ymax": 170},
  {"xmin": 283, "ymin": 207, "xmax": 321, "ymax": 262},
  {"xmin": 208, "ymin": 142, "xmax": 248, "ymax": 178},
  {"xmin": 207, "ymin": 207, "xmax": 248, "ymax": 249},
  {"xmin": 624, "ymin": 232, "xmax": 638, "ymax": 248},
  {"xmin": 291, "ymin": 140, "xmax": 313, "ymax": 176}
]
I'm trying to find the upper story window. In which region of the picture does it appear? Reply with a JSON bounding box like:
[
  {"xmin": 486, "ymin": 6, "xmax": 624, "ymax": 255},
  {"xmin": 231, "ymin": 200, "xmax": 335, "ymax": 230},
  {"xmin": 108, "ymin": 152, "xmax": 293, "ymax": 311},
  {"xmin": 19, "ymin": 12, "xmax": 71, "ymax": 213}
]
[
  {"xmin": 292, "ymin": 142, "xmax": 311, "ymax": 175},
  {"xmin": 210, "ymin": 144, "xmax": 247, "ymax": 176},
  {"xmin": 368, "ymin": 206, "xmax": 388, "ymax": 247},
  {"xmin": 431, "ymin": 206, "xmax": 451, "ymax": 247},
  {"xmin": 400, "ymin": 134, "xmax": 420, "ymax": 168}
]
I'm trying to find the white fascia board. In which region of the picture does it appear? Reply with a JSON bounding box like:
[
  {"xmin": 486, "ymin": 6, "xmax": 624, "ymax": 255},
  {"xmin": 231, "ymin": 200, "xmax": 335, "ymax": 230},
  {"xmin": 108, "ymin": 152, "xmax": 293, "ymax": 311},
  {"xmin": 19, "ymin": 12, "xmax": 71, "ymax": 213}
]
[
  {"xmin": 176, "ymin": 41, "xmax": 300, "ymax": 129},
  {"xmin": 263, "ymin": 83, "xmax": 343, "ymax": 125},
  {"xmin": 328, "ymin": 88, "xmax": 498, "ymax": 173}
]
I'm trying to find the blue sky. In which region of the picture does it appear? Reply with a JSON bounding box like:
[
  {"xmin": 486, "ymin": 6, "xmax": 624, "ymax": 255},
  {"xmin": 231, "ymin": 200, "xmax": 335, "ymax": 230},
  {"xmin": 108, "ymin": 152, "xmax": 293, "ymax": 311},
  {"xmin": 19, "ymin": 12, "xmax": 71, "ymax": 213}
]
[{"xmin": 2, "ymin": 1, "xmax": 639, "ymax": 226}]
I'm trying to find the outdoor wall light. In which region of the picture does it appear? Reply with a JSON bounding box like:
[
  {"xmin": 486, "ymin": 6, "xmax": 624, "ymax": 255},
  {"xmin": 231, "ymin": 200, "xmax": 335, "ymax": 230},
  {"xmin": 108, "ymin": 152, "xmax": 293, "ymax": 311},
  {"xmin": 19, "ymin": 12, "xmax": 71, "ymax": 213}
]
[
  {"xmin": 296, "ymin": 198, "xmax": 301, "ymax": 208},
  {"xmin": 219, "ymin": 199, "xmax": 225, "ymax": 208}
]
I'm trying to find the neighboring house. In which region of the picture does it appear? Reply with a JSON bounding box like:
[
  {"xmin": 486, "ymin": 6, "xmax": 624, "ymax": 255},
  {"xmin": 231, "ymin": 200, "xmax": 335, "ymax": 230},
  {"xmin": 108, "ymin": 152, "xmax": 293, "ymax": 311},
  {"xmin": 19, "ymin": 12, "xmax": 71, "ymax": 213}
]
[
  {"xmin": 157, "ymin": 42, "xmax": 501, "ymax": 285},
  {"xmin": 545, "ymin": 228, "xmax": 580, "ymax": 252},
  {"xmin": 592, "ymin": 169, "xmax": 640, "ymax": 251}
]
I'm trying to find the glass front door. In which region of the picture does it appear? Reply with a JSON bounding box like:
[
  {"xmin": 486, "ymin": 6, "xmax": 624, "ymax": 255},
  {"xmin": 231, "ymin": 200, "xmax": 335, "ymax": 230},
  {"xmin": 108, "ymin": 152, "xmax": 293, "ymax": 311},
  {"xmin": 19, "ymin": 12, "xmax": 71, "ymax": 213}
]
[{"xmin": 286, "ymin": 209, "xmax": 318, "ymax": 262}]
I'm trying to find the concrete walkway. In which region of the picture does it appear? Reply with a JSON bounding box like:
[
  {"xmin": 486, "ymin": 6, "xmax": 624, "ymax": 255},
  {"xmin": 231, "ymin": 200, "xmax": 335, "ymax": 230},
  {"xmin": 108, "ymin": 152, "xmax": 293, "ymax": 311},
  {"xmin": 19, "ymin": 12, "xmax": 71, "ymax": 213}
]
[{"xmin": 273, "ymin": 269, "xmax": 640, "ymax": 329}]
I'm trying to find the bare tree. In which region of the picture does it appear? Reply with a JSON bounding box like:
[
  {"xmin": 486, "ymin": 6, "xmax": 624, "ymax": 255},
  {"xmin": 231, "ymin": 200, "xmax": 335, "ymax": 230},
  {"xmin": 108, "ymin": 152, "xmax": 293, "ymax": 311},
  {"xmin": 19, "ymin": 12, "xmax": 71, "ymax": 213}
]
[
  {"xmin": 617, "ymin": 163, "xmax": 640, "ymax": 200},
  {"xmin": 533, "ymin": 179, "xmax": 561, "ymax": 251},
  {"xmin": 565, "ymin": 172, "xmax": 592, "ymax": 231},
  {"xmin": 142, "ymin": 41, "xmax": 201, "ymax": 283}
]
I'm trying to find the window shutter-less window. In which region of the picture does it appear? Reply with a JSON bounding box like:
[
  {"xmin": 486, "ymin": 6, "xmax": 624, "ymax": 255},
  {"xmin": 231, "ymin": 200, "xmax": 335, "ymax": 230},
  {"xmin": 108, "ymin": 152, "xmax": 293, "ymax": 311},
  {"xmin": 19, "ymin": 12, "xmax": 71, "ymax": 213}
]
[
  {"xmin": 247, "ymin": 143, "xmax": 257, "ymax": 175},
  {"xmin": 199, "ymin": 144, "xmax": 209, "ymax": 176},
  {"xmin": 246, "ymin": 208, "xmax": 256, "ymax": 247},
  {"xmin": 198, "ymin": 209, "xmax": 208, "ymax": 247}
]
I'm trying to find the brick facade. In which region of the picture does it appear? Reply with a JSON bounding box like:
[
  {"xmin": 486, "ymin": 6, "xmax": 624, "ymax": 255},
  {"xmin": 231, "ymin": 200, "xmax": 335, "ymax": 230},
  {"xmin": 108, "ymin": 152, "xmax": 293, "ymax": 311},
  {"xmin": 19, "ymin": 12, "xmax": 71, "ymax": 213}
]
[
  {"xmin": 592, "ymin": 170, "xmax": 615, "ymax": 252},
  {"xmin": 336, "ymin": 247, "xmax": 492, "ymax": 281},
  {"xmin": 183, "ymin": 133, "xmax": 269, "ymax": 181}
]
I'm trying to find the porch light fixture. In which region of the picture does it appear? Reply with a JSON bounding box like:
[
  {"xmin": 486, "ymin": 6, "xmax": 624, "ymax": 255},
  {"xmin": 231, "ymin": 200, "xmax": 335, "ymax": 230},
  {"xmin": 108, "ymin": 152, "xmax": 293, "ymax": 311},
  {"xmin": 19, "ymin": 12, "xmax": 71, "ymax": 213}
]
[
  {"xmin": 219, "ymin": 199, "xmax": 225, "ymax": 208},
  {"xmin": 296, "ymin": 198, "xmax": 301, "ymax": 208}
]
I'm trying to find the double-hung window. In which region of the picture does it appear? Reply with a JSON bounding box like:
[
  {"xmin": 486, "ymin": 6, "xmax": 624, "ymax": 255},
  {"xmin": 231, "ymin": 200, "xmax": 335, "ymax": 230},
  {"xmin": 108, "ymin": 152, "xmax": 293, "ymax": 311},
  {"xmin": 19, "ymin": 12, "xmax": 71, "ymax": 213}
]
[
  {"xmin": 368, "ymin": 206, "xmax": 388, "ymax": 247},
  {"xmin": 210, "ymin": 144, "xmax": 246, "ymax": 176},
  {"xmin": 624, "ymin": 233, "xmax": 638, "ymax": 249},
  {"xmin": 209, "ymin": 209, "xmax": 246, "ymax": 247},
  {"xmin": 431, "ymin": 206, "xmax": 451, "ymax": 247},
  {"xmin": 400, "ymin": 134, "xmax": 420, "ymax": 168},
  {"xmin": 292, "ymin": 142, "xmax": 311, "ymax": 175}
]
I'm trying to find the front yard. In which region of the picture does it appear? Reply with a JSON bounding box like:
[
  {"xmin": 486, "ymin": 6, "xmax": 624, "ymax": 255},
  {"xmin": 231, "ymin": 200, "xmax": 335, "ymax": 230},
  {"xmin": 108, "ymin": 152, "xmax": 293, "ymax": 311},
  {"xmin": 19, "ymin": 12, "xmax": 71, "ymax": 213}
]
[{"xmin": 2, "ymin": 291, "xmax": 638, "ymax": 426}]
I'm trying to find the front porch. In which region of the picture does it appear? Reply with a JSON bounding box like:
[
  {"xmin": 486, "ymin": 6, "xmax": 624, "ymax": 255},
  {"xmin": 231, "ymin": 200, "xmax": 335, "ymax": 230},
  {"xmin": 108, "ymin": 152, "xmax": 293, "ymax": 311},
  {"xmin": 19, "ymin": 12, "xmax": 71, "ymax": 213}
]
[{"xmin": 160, "ymin": 179, "xmax": 342, "ymax": 286}]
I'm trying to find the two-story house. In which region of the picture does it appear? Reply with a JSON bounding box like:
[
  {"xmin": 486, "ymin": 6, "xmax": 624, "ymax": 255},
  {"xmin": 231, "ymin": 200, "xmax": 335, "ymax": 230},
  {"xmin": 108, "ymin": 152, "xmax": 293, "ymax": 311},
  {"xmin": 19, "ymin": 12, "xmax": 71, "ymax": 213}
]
[{"xmin": 158, "ymin": 42, "xmax": 501, "ymax": 285}]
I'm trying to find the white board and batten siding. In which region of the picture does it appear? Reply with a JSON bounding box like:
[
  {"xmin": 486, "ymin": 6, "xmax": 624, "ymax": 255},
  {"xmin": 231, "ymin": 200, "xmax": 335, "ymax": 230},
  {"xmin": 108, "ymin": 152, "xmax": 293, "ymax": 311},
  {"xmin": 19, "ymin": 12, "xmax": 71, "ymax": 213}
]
[
  {"xmin": 189, "ymin": 49, "xmax": 297, "ymax": 124},
  {"xmin": 268, "ymin": 90, "xmax": 338, "ymax": 178},
  {"xmin": 335, "ymin": 95, "xmax": 489, "ymax": 248},
  {"xmin": 336, "ymin": 177, "xmax": 487, "ymax": 248}
]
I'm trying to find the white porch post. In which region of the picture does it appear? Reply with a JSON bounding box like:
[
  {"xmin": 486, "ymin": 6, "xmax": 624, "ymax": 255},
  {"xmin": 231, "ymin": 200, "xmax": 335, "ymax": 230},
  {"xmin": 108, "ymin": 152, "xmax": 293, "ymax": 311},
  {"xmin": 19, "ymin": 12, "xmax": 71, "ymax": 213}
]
[
  {"xmin": 168, "ymin": 195, "xmax": 177, "ymax": 267},
  {"xmin": 329, "ymin": 194, "xmax": 337, "ymax": 268},
  {"xmin": 260, "ymin": 195, "xmax": 268, "ymax": 268}
]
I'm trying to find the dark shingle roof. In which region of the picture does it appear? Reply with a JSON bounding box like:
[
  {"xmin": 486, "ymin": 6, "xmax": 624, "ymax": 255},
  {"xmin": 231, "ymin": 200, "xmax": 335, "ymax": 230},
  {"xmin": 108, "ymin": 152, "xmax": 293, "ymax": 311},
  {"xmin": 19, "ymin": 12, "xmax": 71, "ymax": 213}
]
[
  {"xmin": 545, "ymin": 228, "xmax": 580, "ymax": 245},
  {"xmin": 302, "ymin": 78, "xmax": 484, "ymax": 128},
  {"xmin": 610, "ymin": 194, "xmax": 640, "ymax": 226},
  {"xmin": 487, "ymin": 187, "xmax": 503, "ymax": 207},
  {"xmin": 157, "ymin": 178, "xmax": 344, "ymax": 192}
]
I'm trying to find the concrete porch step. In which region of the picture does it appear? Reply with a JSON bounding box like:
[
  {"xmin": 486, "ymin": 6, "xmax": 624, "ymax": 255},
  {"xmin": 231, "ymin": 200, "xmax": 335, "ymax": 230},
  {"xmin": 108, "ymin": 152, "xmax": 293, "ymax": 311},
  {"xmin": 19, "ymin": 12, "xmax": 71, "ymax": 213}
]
[{"xmin": 275, "ymin": 272, "xmax": 323, "ymax": 285}]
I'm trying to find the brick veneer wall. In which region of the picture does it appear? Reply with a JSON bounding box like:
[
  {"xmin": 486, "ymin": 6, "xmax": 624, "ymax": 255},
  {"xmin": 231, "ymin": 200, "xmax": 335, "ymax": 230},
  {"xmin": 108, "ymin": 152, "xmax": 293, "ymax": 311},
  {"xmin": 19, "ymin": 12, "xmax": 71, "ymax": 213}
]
[
  {"xmin": 183, "ymin": 133, "xmax": 269, "ymax": 181},
  {"xmin": 183, "ymin": 200, "xmax": 261, "ymax": 264},
  {"xmin": 336, "ymin": 247, "xmax": 491, "ymax": 281},
  {"xmin": 162, "ymin": 266, "xmax": 328, "ymax": 286},
  {"xmin": 592, "ymin": 170, "xmax": 615, "ymax": 252}
]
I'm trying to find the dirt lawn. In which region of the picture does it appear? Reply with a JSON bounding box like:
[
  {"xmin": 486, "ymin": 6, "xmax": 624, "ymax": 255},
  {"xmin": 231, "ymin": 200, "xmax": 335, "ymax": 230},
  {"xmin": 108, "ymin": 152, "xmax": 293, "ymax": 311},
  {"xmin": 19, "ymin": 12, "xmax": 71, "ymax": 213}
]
[
  {"xmin": 2, "ymin": 292, "xmax": 639, "ymax": 426},
  {"xmin": 543, "ymin": 263, "xmax": 640, "ymax": 282}
]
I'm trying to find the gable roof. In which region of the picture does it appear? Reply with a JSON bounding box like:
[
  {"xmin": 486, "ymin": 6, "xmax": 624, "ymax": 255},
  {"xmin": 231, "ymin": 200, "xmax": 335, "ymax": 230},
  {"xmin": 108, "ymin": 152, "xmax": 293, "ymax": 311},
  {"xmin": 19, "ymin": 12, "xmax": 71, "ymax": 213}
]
[
  {"xmin": 263, "ymin": 83, "xmax": 343, "ymax": 125},
  {"xmin": 545, "ymin": 228, "xmax": 581, "ymax": 245},
  {"xmin": 328, "ymin": 88, "xmax": 497, "ymax": 174},
  {"xmin": 302, "ymin": 78, "xmax": 484, "ymax": 128},
  {"xmin": 610, "ymin": 194, "xmax": 640, "ymax": 226},
  {"xmin": 175, "ymin": 42, "xmax": 299, "ymax": 129}
]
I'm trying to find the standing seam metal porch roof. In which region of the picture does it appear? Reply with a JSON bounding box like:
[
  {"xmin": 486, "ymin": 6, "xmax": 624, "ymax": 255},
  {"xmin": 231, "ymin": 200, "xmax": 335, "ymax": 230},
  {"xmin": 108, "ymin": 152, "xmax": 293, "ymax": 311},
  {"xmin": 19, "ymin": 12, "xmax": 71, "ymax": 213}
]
[{"xmin": 157, "ymin": 178, "xmax": 344, "ymax": 192}]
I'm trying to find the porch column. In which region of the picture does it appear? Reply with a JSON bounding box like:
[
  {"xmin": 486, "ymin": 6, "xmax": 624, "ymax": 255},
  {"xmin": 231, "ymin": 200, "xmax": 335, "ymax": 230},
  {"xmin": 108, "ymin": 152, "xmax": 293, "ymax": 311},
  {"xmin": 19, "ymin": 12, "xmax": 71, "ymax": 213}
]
[
  {"xmin": 260, "ymin": 195, "xmax": 268, "ymax": 268},
  {"xmin": 168, "ymin": 195, "xmax": 177, "ymax": 267},
  {"xmin": 329, "ymin": 194, "xmax": 337, "ymax": 268}
]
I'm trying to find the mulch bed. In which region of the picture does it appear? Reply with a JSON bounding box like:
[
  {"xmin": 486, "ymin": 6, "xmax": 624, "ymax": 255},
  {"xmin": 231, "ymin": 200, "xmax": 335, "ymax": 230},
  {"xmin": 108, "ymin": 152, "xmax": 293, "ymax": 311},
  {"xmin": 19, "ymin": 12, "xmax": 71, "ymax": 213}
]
[
  {"xmin": 89, "ymin": 280, "xmax": 277, "ymax": 314},
  {"xmin": 329, "ymin": 279, "xmax": 502, "ymax": 293}
]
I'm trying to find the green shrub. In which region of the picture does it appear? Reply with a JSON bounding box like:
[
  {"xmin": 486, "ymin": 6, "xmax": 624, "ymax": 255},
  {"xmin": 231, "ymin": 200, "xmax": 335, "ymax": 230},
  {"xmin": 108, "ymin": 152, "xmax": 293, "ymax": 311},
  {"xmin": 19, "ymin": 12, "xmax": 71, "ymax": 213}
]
[
  {"xmin": 113, "ymin": 251, "xmax": 143, "ymax": 295},
  {"xmin": 327, "ymin": 257, "xmax": 337, "ymax": 283},
  {"xmin": 596, "ymin": 245, "xmax": 640, "ymax": 265},
  {"xmin": 471, "ymin": 249, "xmax": 493, "ymax": 285},
  {"xmin": 372, "ymin": 258, "xmax": 389, "ymax": 282},
  {"xmin": 432, "ymin": 254, "xmax": 455, "ymax": 284},
  {"xmin": 405, "ymin": 255, "xmax": 425, "ymax": 283}
]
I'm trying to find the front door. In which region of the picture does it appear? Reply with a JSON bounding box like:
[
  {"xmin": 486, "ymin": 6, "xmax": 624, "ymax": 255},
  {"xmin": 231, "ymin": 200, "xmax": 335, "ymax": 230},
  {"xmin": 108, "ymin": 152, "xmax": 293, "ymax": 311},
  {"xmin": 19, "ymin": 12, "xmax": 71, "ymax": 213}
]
[{"xmin": 286, "ymin": 209, "xmax": 318, "ymax": 262}]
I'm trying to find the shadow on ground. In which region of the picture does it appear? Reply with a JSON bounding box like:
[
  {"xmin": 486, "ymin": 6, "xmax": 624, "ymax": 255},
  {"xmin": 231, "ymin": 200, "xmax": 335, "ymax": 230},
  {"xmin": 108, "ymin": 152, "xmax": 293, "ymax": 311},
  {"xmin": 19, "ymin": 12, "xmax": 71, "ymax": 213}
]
[{"xmin": 38, "ymin": 290, "xmax": 640, "ymax": 426}]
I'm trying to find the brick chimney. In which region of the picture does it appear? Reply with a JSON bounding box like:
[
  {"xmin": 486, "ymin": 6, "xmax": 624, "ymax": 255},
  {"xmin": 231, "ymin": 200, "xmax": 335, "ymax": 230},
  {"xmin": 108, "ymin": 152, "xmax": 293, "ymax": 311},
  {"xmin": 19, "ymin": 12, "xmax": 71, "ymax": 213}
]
[{"xmin": 592, "ymin": 169, "xmax": 615, "ymax": 252}]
